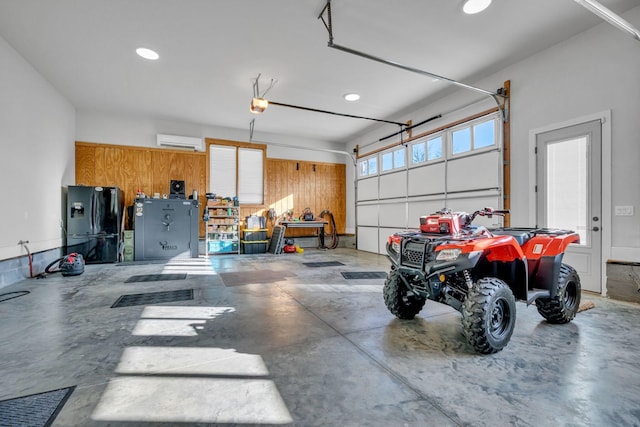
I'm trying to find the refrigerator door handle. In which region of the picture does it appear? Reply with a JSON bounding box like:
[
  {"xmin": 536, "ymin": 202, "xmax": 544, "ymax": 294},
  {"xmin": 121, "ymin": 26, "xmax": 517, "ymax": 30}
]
[{"xmin": 91, "ymin": 190, "xmax": 97, "ymax": 235}]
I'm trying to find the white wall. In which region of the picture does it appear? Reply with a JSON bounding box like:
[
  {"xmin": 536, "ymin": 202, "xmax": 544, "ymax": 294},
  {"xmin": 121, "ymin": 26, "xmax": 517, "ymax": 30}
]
[
  {"xmin": 0, "ymin": 35, "xmax": 75, "ymax": 261},
  {"xmin": 75, "ymin": 110, "xmax": 350, "ymax": 165},
  {"xmin": 347, "ymin": 6, "xmax": 640, "ymax": 261}
]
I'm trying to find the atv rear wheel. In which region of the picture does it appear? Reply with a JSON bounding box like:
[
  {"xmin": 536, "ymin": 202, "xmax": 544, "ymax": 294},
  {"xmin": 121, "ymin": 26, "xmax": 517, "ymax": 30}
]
[
  {"xmin": 461, "ymin": 277, "xmax": 516, "ymax": 354},
  {"xmin": 535, "ymin": 263, "xmax": 581, "ymax": 324},
  {"xmin": 383, "ymin": 269, "xmax": 426, "ymax": 319}
]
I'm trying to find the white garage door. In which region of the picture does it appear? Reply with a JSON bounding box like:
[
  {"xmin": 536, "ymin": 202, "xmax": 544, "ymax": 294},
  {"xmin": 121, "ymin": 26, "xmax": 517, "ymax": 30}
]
[{"xmin": 356, "ymin": 112, "xmax": 504, "ymax": 254}]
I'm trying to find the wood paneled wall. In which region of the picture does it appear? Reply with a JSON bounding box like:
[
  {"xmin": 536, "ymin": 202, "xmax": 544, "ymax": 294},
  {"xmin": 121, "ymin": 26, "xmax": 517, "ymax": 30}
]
[
  {"xmin": 75, "ymin": 142, "xmax": 347, "ymax": 238},
  {"xmin": 260, "ymin": 159, "xmax": 346, "ymax": 237},
  {"xmin": 75, "ymin": 141, "xmax": 207, "ymax": 234}
]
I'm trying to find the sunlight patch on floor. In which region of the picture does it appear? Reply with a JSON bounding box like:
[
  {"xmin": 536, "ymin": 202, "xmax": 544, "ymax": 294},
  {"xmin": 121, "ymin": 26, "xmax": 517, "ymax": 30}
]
[
  {"xmin": 91, "ymin": 377, "xmax": 292, "ymax": 424},
  {"xmin": 132, "ymin": 306, "xmax": 235, "ymax": 337},
  {"xmin": 116, "ymin": 346, "xmax": 269, "ymax": 376},
  {"xmin": 92, "ymin": 303, "xmax": 292, "ymax": 424},
  {"xmin": 160, "ymin": 257, "xmax": 218, "ymax": 275}
]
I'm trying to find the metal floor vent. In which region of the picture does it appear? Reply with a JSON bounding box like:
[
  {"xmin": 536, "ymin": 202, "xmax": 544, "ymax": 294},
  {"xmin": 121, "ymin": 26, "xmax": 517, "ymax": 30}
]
[
  {"xmin": 341, "ymin": 272, "xmax": 388, "ymax": 280},
  {"xmin": 0, "ymin": 386, "xmax": 75, "ymax": 427},
  {"xmin": 111, "ymin": 289, "xmax": 194, "ymax": 308},
  {"xmin": 303, "ymin": 261, "xmax": 345, "ymax": 268},
  {"xmin": 124, "ymin": 273, "xmax": 187, "ymax": 283}
]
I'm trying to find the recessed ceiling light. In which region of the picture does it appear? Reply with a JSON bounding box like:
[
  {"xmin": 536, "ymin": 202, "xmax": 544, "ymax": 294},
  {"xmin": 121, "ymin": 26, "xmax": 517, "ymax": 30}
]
[
  {"xmin": 344, "ymin": 93, "xmax": 360, "ymax": 101},
  {"xmin": 136, "ymin": 47, "xmax": 159, "ymax": 60},
  {"xmin": 463, "ymin": 0, "xmax": 492, "ymax": 14}
]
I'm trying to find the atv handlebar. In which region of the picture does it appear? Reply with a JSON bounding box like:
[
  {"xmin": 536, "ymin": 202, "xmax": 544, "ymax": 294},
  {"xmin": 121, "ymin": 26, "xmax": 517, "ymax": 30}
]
[{"xmin": 469, "ymin": 208, "xmax": 509, "ymax": 223}]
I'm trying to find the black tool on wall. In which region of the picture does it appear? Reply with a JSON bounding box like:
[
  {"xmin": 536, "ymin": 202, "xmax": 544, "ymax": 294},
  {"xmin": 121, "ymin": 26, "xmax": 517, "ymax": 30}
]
[{"xmin": 169, "ymin": 180, "xmax": 185, "ymax": 199}]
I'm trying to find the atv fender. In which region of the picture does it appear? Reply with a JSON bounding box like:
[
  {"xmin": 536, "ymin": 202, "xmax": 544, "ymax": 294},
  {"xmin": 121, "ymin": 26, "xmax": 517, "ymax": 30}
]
[
  {"xmin": 522, "ymin": 234, "xmax": 579, "ymax": 259},
  {"xmin": 465, "ymin": 237, "xmax": 529, "ymax": 301},
  {"xmin": 523, "ymin": 234, "xmax": 579, "ymax": 297},
  {"xmin": 531, "ymin": 254, "xmax": 564, "ymax": 298}
]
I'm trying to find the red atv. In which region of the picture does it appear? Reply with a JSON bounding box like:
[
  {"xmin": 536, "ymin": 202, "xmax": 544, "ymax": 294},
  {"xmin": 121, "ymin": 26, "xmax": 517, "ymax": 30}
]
[{"xmin": 384, "ymin": 207, "xmax": 581, "ymax": 354}]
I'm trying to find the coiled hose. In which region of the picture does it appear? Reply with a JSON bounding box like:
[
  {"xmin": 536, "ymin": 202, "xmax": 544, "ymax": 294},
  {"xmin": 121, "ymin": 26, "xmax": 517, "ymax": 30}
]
[{"xmin": 319, "ymin": 210, "xmax": 339, "ymax": 249}]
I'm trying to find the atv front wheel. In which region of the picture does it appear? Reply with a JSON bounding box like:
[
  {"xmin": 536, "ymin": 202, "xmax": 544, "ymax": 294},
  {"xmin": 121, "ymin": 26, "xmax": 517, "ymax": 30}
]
[
  {"xmin": 535, "ymin": 263, "xmax": 581, "ymax": 324},
  {"xmin": 461, "ymin": 277, "xmax": 516, "ymax": 354},
  {"xmin": 383, "ymin": 269, "xmax": 426, "ymax": 319}
]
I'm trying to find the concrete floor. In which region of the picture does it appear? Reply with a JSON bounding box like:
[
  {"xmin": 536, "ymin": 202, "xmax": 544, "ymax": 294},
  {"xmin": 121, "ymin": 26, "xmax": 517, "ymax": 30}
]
[{"xmin": 0, "ymin": 248, "xmax": 639, "ymax": 427}]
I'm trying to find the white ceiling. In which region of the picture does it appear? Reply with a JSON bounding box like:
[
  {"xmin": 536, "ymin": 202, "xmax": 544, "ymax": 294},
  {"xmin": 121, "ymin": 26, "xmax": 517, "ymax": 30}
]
[{"xmin": 0, "ymin": 0, "xmax": 637, "ymax": 143}]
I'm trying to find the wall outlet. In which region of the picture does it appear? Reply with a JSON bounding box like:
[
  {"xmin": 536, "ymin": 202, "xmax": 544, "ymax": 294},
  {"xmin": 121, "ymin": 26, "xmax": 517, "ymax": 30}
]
[{"xmin": 615, "ymin": 205, "xmax": 634, "ymax": 216}]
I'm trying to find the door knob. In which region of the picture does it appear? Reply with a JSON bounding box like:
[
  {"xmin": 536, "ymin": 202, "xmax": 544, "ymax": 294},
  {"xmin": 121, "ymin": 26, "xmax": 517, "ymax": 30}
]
[{"xmin": 592, "ymin": 226, "xmax": 600, "ymax": 232}]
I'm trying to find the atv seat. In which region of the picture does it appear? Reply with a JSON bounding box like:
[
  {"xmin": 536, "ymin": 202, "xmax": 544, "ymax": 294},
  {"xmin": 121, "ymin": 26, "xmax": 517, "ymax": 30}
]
[{"xmin": 491, "ymin": 228, "xmax": 533, "ymax": 247}]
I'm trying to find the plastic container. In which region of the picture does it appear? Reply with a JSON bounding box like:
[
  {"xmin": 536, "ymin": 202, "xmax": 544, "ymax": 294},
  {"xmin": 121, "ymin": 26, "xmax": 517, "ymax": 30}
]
[
  {"xmin": 243, "ymin": 229, "xmax": 267, "ymax": 241},
  {"xmin": 208, "ymin": 240, "xmax": 239, "ymax": 253},
  {"xmin": 241, "ymin": 240, "xmax": 268, "ymax": 254},
  {"xmin": 245, "ymin": 215, "xmax": 266, "ymax": 229}
]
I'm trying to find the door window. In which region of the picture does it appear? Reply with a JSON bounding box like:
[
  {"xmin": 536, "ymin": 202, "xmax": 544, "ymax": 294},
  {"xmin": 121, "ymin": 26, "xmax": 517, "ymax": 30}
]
[{"xmin": 545, "ymin": 137, "xmax": 589, "ymax": 245}]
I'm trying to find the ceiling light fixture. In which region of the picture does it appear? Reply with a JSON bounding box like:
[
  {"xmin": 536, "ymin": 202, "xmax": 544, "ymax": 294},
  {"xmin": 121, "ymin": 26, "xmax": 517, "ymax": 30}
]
[
  {"xmin": 573, "ymin": 0, "xmax": 640, "ymax": 42},
  {"xmin": 250, "ymin": 74, "xmax": 278, "ymax": 113},
  {"xmin": 462, "ymin": 0, "xmax": 492, "ymax": 15},
  {"xmin": 344, "ymin": 93, "xmax": 360, "ymax": 101},
  {"xmin": 250, "ymin": 97, "xmax": 269, "ymax": 114},
  {"xmin": 136, "ymin": 47, "xmax": 159, "ymax": 60}
]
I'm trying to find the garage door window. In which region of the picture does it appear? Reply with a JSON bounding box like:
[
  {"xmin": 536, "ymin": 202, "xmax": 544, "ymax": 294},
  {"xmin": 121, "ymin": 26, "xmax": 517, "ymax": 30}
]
[
  {"xmin": 452, "ymin": 127, "xmax": 472, "ymax": 154},
  {"xmin": 359, "ymin": 156, "xmax": 378, "ymax": 177},
  {"xmin": 382, "ymin": 147, "xmax": 406, "ymax": 172},
  {"xmin": 428, "ymin": 136, "xmax": 443, "ymax": 160},
  {"xmin": 411, "ymin": 142, "xmax": 426, "ymax": 164},
  {"xmin": 451, "ymin": 117, "xmax": 497, "ymax": 156},
  {"xmin": 411, "ymin": 135, "xmax": 443, "ymax": 166},
  {"xmin": 474, "ymin": 120, "xmax": 495, "ymax": 149}
]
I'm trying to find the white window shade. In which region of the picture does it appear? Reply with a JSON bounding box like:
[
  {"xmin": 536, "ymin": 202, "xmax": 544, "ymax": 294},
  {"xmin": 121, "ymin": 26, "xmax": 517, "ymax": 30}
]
[
  {"xmin": 238, "ymin": 148, "xmax": 263, "ymax": 204},
  {"xmin": 209, "ymin": 145, "xmax": 237, "ymax": 198}
]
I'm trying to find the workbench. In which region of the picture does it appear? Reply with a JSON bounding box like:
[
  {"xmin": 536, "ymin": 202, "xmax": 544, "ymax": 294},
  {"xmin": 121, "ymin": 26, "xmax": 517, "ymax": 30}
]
[{"xmin": 280, "ymin": 220, "xmax": 328, "ymax": 248}]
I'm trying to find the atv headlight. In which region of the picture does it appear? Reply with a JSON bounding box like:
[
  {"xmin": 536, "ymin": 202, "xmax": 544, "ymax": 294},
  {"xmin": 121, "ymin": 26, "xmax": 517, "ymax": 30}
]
[
  {"xmin": 391, "ymin": 241, "xmax": 400, "ymax": 253},
  {"xmin": 436, "ymin": 249, "xmax": 461, "ymax": 261}
]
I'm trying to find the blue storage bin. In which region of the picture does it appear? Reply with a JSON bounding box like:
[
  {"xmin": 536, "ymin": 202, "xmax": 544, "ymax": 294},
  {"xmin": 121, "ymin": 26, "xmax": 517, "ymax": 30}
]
[{"xmin": 208, "ymin": 240, "xmax": 238, "ymax": 253}]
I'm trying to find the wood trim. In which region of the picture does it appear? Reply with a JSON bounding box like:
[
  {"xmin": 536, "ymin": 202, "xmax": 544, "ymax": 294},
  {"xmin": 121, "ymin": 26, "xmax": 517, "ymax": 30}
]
[
  {"xmin": 268, "ymin": 158, "xmax": 346, "ymax": 167},
  {"xmin": 357, "ymin": 107, "xmax": 500, "ymax": 160},
  {"xmin": 204, "ymin": 137, "xmax": 267, "ymax": 150},
  {"xmin": 502, "ymin": 80, "xmax": 511, "ymax": 226},
  {"xmin": 205, "ymin": 138, "xmax": 267, "ymax": 204}
]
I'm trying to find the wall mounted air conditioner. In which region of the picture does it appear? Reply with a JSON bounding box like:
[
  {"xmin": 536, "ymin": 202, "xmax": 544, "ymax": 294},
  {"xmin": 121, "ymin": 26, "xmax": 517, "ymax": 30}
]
[{"xmin": 156, "ymin": 134, "xmax": 204, "ymax": 151}]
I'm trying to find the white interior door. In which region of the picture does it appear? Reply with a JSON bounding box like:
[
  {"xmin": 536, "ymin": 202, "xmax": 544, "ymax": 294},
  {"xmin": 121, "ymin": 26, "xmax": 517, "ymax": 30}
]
[{"xmin": 536, "ymin": 120, "xmax": 602, "ymax": 293}]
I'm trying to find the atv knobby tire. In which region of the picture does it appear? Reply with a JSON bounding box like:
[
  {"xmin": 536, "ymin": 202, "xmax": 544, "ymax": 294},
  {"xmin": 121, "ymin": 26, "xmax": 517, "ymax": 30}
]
[
  {"xmin": 383, "ymin": 269, "xmax": 426, "ymax": 319},
  {"xmin": 535, "ymin": 263, "xmax": 581, "ymax": 324},
  {"xmin": 461, "ymin": 277, "xmax": 516, "ymax": 354}
]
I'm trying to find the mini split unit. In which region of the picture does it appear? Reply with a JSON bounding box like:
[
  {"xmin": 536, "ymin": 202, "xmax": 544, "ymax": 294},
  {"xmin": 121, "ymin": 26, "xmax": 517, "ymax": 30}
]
[{"xmin": 156, "ymin": 134, "xmax": 204, "ymax": 151}]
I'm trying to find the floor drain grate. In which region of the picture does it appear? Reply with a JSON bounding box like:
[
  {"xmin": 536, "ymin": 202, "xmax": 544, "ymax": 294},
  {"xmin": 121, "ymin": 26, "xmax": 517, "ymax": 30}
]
[
  {"xmin": 111, "ymin": 289, "xmax": 194, "ymax": 308},
  {"xmin": 0, "ymin": 386, "xmax": 75, "ymax": 427},
  {"xmin": 303, "ymin": 261, "xmax": 345, "ymax": 268},
  {"xmin": 341, "ymin": 272, "xmax": 387, "ymax": 279},
  {"xmin": 124, "ymin": 273, "xmax": 187, "ymax": 283}
]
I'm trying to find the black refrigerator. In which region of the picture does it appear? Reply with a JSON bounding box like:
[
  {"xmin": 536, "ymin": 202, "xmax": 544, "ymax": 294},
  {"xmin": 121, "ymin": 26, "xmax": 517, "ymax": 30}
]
[{"xmin": 66, "ymin": 185, "xmax": 124, "ymax": 263}]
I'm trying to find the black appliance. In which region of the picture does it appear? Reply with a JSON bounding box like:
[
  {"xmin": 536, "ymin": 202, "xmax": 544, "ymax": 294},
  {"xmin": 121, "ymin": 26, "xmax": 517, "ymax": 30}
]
[
  {"xmin": 169, "ymin": 180, "xmax": 185, "ymax": 199},
  {"xmin": 66, "ymin": 185, "xmax": 124, "ymax": 263},
  {"xmin": 133, "ymin": 198, "xmax": 199, "ymax": 260}
]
